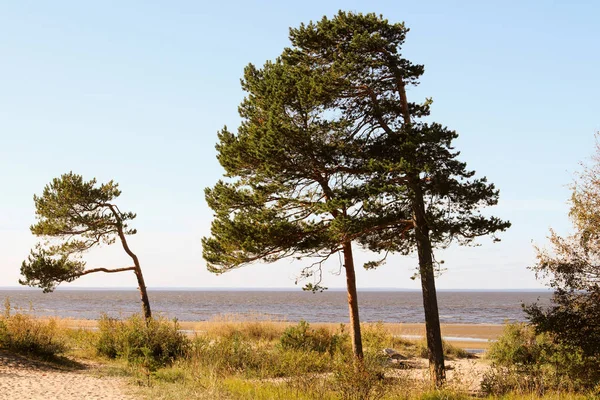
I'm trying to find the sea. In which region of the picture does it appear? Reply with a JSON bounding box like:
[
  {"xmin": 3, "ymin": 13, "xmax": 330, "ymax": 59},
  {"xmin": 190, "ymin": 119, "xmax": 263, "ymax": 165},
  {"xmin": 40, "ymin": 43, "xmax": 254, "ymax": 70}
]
[{"xmin": 0, "ymin": 289, "xmax": 552, "ymax": 324}]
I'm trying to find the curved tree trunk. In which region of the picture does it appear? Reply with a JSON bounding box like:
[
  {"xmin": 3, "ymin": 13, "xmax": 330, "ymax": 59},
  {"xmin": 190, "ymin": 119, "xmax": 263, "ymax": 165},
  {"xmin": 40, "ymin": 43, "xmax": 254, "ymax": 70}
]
[
  {"xmin": 412, "ymin": 184, "xmax": 445, "ymax": 386},
  {"xmin": 342, "ymin": 240, "xmax": 364, "ymax": 360},
  {"xmin": 133, "ymin": 266, "xmax": 152, "ymax": 320},
  {"xmin": 119, "ymin": 234, "xmax": 151, "ymax": 320},
  {"xmin": 108, "ymin": 205, "xmax": 152, "ymax": 320}
]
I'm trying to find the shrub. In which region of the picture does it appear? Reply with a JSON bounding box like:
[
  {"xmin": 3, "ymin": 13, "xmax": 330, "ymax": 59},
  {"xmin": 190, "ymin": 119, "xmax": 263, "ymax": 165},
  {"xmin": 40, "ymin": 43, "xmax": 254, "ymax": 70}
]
[
  {"xmin": 190, "ymin": 333, "xmax": 268, "ymax": 376},
  {"xmin": 189, "ymin": 333, "xmax": 333, "ymax": 379},
  {"xmin": 279, "ymin": 320, "xmax": 348, "ymax": 355},
  {"xmin": 0, "ymin": 312, "xmax": 66, "ymax": 357},
  {"xmin": 331, "ymin": 353, "xmax": 386, "ymax": 400},
  {"xmin": 204, "ymin": 316, "xmax": 284, "ymax": 341},
  {"xmin": 361, "ymin": 322, "xmax": 390, "ymax": 352},
  {"xmin": 482, "ymin": 323, "xmax": 600, "ymax": 395},
  {"xmin": 96, "ymin": 314, "xmax": 189, "ymax": 368}
]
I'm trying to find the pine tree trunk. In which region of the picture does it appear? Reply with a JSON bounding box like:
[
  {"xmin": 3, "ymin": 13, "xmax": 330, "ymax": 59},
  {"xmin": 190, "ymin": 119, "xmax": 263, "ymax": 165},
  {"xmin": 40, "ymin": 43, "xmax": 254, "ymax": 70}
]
[
  {"xmin": 109, "ymin": 205, "xmax": 153, "ymax": 320},
  {"xmin": 412, "ymin": 185, "xmax": 446, "ymax": 386},
  {"xmin": 392, "ymin": 64, "xmax": 446, "ymax": 385},
  {"xmin": 134, "ymin": 267, "xmax": 152, "ymax": 320},
  {"xmin": 342, "ymin": 240, "xmax": 364, "ymax": 360}
]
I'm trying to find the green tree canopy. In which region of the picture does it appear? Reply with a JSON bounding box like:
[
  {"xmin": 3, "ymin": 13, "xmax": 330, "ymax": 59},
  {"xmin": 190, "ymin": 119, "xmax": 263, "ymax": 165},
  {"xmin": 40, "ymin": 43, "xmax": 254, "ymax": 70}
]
[
  {"xmin": 20, "ymin": 172, "xmax": 152, "ymax": 319},
  {"xmin": 202, "ymin": 60, "xmax": 390, "ymax": 359},
  {"xmin": 281, "ymin": 11, "xmax": 510, "ymax": 384}
]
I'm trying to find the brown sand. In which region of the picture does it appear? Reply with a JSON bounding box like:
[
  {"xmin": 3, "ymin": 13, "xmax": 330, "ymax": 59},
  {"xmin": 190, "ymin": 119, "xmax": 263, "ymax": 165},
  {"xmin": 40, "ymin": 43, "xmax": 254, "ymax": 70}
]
[
  {"xmin": 388, "ymin": 357, "xmax": 491, "ymax": 393},
  {"xmin": 0, "ymin": 350, "xmax": 135, "ymax": 400}
]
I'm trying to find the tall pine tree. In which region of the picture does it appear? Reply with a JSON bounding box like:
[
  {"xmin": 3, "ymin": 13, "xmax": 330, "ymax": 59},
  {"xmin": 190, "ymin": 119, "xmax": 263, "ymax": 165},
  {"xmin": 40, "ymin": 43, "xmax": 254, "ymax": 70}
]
[
  {"xmin": 202, "ymin": 60, "xmax": 390, "ymax": 359},
  {"xmin": 283, "ymin": 12, "xmax": 510, "ymax": 385}
]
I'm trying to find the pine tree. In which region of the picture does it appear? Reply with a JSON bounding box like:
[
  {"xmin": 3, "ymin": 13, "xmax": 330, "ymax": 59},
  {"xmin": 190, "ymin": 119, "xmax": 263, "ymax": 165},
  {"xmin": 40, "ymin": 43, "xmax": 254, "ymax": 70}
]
[
  {"xmin": 283, "ymin": 11, "xmax": 510, "ymax": 385},
  {"xmin": 202, "ymin": 59, "xmax": 389, "ymax": 360},
  {"xmin": 20, "ymin": 172, "xmax": 152, "ymax": 319}
]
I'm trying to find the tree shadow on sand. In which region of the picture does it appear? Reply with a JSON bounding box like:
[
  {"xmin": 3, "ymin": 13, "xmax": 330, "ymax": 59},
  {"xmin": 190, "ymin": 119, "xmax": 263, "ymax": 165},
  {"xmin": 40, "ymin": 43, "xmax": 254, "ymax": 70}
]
[{"xmin": 0, "ymin": 349, "xmax": 87, "ymax": 372}]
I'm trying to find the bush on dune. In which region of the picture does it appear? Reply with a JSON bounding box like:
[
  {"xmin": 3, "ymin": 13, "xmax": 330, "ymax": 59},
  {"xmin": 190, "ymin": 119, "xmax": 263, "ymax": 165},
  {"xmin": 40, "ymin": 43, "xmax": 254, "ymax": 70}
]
[
  {"xmin": 279, "ymin": 320, "xmax": 350, "ymax": 355},
  {"xmin": 96, "ymin": 314, "xmax": 189, "ymax": 368}
]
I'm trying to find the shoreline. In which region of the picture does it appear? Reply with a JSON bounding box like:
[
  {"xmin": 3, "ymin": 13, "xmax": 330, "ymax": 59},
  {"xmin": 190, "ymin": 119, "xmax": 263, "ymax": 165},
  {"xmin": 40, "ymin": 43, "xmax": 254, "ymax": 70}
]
[{"xmin": 57, "ymin": 318, "xmax": 504, "ymax": 350}]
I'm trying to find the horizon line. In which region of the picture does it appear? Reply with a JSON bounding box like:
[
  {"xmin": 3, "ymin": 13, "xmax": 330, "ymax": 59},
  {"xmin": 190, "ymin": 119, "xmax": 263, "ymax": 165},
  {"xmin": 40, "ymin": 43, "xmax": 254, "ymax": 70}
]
[{"xmin": 0, "ymin": 286, "xmax": 552, "ymax": 292}]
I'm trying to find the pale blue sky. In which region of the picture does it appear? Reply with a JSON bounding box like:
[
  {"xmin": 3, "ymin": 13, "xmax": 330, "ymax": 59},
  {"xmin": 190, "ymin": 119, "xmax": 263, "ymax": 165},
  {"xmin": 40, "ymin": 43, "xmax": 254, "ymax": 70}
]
[{"xmin": 1, "ymin": 1, "xmax": 598, "ymax": 289}]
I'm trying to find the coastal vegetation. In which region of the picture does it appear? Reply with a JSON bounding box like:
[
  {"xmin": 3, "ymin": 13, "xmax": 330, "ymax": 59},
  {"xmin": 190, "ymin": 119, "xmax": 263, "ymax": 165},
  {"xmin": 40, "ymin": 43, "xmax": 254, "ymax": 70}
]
[
  {"xmin": 5, "ymin": 9, "xmax": 598, "ymax": 400},
  {"xmin": 0, "ymin": 306, "xmax": 597, "ymax": 399}
]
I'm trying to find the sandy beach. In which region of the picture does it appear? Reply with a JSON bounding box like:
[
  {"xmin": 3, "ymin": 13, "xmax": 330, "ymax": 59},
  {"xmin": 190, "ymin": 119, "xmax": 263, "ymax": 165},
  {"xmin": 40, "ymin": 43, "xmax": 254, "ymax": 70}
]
[{"xmin": 0, "ymin": 350, "xmax": 134, "ymax": 400}]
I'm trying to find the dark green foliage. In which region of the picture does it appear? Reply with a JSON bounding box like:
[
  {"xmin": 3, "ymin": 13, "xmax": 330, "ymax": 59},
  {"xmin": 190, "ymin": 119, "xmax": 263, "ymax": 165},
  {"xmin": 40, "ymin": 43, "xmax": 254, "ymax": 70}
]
[
  {"xmin": 20, "ymin": 172, "xmax": 137, "ymax": 292},
  {"xmin": 486, "ymin": 324, "xmax": 550, "ymax": 370},
  {"xmin": 20, "ymin": 245, "xmax": 84, "ymax": 293},
  {"xmin": 525, "ymin": 290, "xmax": 600, "ymax": 359},
  {"xmin": 283, "ymin": 11, "xmax": 510, "ymax": 259},
  {"xmin": 202, "ymin": 58, "xmax": 375, "ymax": 282},
  {"xmin": 525, "ymin": 229, "xmax": 600, "ymax": 363},
  {"xmin": 96, "ymin": 314, "xmax": 189, "ymax": 368},
  {"xmin": 30, "ymin": 172, "xmax": 136, "ymax": 242},
  {"xmin": 279, "ymin": 321, "xmax": 349, "ymax": 355},
  {"xmin": 203, "ymin": 10, "xmax": 508, "ymax": 288}
]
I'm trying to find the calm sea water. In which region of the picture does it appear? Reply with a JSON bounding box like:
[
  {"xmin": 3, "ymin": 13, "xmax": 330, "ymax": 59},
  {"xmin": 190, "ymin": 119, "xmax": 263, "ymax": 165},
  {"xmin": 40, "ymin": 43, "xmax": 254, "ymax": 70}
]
[{"xmin": 0, "ymin": 290, "xmax": 552, "ymax": 324}]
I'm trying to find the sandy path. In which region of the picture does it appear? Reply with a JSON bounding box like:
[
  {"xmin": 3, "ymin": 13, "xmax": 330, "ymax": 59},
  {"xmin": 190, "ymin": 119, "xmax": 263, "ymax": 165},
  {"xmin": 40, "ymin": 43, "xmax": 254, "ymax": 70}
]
[{"xmin": 0, "ymin": 350, "xmax": 136, "ymax": 400}]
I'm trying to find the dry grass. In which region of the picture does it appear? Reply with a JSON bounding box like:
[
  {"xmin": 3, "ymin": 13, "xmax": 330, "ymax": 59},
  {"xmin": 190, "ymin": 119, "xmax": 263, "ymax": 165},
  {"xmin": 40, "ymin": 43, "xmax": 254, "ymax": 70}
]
[
  {"xmin": 0, "ymin": 308, "xmax": 595, "ymax": 400},
  {"xmin": 58, "ymin": 316, "xmax": 501, "ymax": 352}
]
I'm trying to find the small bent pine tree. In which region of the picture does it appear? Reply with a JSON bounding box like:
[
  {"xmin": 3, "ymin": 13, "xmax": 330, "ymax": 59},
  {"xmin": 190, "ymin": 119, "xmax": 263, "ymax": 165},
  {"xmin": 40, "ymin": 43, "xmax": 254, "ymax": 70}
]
[
  {"xmin": 20, "ymin": 172, "xmax": 152, "ymax": 319},
  {"xmin": 202, "ymin": 59, "xmax": 393, "ymax": 361},
  {"xmin": 283, "ymin": 11, "xmax": 510, "ymax": 385}
]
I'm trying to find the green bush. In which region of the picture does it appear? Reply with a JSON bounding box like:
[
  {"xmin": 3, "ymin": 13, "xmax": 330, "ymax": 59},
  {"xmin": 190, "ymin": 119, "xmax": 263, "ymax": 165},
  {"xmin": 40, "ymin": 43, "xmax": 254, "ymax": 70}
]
[
  {"xmin": 96, "ymin": 314, "xmax": 189, "ymax": 368},
  {"xmin": 482, "ymin": 323, "xmax": 600, "ymax": 395},
  {"xmin": 279, "ymin": 320, "xmax": 348, "ymax": 355},
  {"xmin": 190, "ymin": 333, "xmax": 268, "ymax": 376},
  {"xmin": 0, "ymin": 313, "xmax": 66, "ymax": 357}
]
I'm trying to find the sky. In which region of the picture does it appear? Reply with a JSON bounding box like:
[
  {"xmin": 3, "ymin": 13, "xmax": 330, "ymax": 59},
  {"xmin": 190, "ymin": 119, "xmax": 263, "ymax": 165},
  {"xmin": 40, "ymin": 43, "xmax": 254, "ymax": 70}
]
[{"xmin": 1, "ymin": 1, "xmax": 599, "ymax": 290}]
